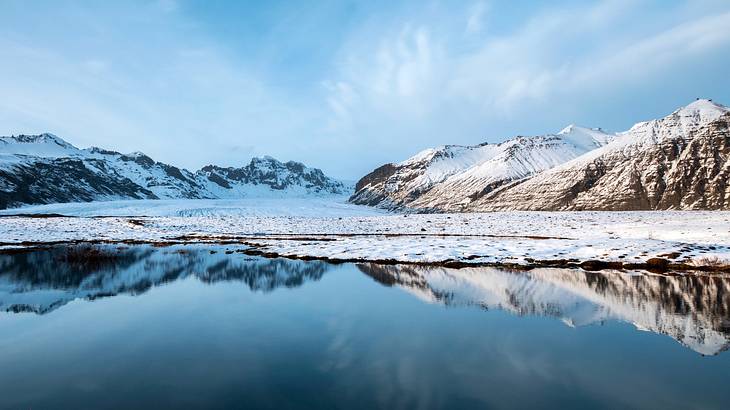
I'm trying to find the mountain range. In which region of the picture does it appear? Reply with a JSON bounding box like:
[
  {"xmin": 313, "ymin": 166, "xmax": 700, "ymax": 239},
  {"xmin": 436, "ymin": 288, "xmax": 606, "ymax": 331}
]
[
  {"xmin": 2, "ymin": 99, "xmax": 728, "ymax": 212},
  {"xmin": 351, "ymin": 99, "xmax": 730, "ymax": 211},
  {"xmin": 0, "ymin": 134, "xmax": 347, "ymax": 209}
]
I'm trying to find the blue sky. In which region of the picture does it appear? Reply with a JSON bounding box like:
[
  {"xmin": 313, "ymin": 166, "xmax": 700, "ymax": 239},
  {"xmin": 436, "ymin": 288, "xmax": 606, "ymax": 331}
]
[{"xmin": 1, "ymin": 0, "xmax": 729, "ymax": 179}]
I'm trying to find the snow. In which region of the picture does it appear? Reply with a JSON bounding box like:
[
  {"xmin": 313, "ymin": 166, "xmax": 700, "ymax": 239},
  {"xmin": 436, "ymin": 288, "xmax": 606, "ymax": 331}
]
[
  {"xmin": 356, "ymin": 125, "xmax": 617, "ymax": 211},
  {"xmin": 1, "ymin": 200, "xmax": 728, "ymax": 268},
  {"xmin": 557, "ymin": 124, "xmax": 614, "ymax": 152},
  {"xmin": 677, "ymin": 98, "xmax": 728, "ymax": 123},
  {"xmin": 0, "ymin": 133, "xmax": 349, "ymax": 205},
  {"xmin": 0, "ymin": 133, "xmax": 82, "ymax": 169},
  {"xmin": 0, "ymin": 197, "xmax": 387, "ymax": 217},
  {"xmin": 0, "ymin": 133, "xmax": 79, "ymax": 158},
  {"xmin": 511, "ymin": 99, "xmax": 730, "ymax": 182},
  {"xmin": 0, "ymin": 244, "xmax": 725, "ymax": 354},
  {"xmin": 397, "ymin": 128, "xmax": 614, "ymax": 190}
]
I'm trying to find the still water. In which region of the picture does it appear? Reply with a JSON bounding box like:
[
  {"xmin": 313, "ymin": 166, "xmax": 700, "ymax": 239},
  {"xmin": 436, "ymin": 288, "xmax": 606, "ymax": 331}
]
[{"xmin": 0, "ymin": 245, "xmax": 728, "ymax": 409}]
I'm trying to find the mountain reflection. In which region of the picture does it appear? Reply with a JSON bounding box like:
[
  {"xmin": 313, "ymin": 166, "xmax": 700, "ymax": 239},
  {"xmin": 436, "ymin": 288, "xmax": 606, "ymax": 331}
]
[
  {"xmin": 358, "ymin": 264, "xmax": 730, "ymax": 356},
  {"xmin": 3, "ymin": 245, "xmax": 729, "ymax": 356},
  {"xmin": 0, "ymin": 245, "xmax": 330, "ymax": 315}
]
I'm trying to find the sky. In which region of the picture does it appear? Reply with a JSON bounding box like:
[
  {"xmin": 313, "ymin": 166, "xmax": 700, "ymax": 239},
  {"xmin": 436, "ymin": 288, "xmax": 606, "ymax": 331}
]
[{"xmin": 1, "ymin": 0, "xmax": 729, "ymax": 180}]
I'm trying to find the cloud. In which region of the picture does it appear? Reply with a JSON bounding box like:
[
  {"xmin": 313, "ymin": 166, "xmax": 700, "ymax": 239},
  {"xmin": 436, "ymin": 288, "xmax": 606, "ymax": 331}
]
[
  {"xmin": 466, "ymin": 1, "xmax": 489, "ymax": 34},
  {"xmin": 0, "ymin": 1, "xmax": 320, "ymax": 172},
  {"xmin": 1, "ymin": 0, "xmax": 729, "ymax": 179},
  {"xmin": 323, "ymin": 0, "xmax": 730, "ymax": 164}
]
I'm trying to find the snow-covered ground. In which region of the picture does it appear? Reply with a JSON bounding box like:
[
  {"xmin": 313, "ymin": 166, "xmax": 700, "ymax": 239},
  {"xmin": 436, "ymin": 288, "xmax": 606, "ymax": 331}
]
[
  {"xmin": 0, "ymin": 198, "xmax": 728, "ymax": 269},
  {"xmin": 0, "ymin": 197, "xmax": 386, "ymax": 217}
]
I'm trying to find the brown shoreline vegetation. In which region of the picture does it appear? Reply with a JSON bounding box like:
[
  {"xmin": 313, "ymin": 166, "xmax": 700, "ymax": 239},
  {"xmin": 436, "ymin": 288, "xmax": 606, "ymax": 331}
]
[{"xmin": 1, "ymin": 236, "xmax": 728, "ymax": 275}]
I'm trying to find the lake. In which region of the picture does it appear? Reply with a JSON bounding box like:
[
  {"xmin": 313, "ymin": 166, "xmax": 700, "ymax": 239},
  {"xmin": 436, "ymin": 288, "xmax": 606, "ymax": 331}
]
[{"xmin": 0, "ymin": 244, "xmax": 728, "ymax": 409}]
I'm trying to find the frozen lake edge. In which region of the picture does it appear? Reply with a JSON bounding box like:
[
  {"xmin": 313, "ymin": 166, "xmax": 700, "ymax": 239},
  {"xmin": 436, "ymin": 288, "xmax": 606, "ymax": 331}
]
[{"xmin": 1, "ymin": 199, "xmax": 728, "ymax": 274}]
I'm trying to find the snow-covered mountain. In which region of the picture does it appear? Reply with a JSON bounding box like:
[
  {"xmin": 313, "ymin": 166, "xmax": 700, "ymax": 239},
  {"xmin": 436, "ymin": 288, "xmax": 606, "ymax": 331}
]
[
  {"xmin": 350, "ymin": 125, "xmax": 615, "ymax": 211},
  {"xmin": 0, "ymin": 134, "xmax": 348, "ymax": 209},
  {"xmin": 358, "ymin": 264, "xmax": 730, "ymax": 355},
  {"xmin": 472, "ymin": 99, "xmax": 730, "ymax": 211},
  {"xmin": 352, "ymin": 99, "xmax": 730, "ymax": 211}
]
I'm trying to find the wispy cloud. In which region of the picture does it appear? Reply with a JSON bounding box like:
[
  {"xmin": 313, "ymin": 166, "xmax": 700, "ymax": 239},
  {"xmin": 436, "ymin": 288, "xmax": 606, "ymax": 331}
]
[
  {"xmin": 0, "ymin": 0, "xmax": 729, "ymax": 178},
  {"xmin": 466, "ymin": 1, "xmax": 489, "ymax": 35},
  {"xmin": 323, "ymin": 0, "xmax": 730, "ymax": 172},
  {"xmin": 0, "ymin": 1, "xmax": 319, "ymax": 171}
]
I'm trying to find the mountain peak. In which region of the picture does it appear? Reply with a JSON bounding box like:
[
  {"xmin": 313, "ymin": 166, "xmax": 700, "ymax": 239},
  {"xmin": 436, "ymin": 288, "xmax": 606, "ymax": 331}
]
[
  {"xmin": 558, "ymin": 124, "xmax": 610, "ymax": 136},
  {"xmin": 675, "ymin": 99, "xmax": 729, "ymax": 122},
  {"xmin": 557, "ymin": 124, "xmax": 578, "ymax": 135},
  {"xmin": 556, "ymin": 124, "xmax": 614, "ymax": 151},
  {"xmin": 1, "ymin": 133, "xmax": 74, "ymax": 148},
  {"xmin": 0, "ymin": 133, "xmax": 79, "ymax": 158}
]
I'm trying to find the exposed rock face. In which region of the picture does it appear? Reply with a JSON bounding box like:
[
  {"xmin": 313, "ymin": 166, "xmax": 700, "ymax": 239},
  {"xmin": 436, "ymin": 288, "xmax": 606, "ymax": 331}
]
[
  {"xmin": 0, "ymin": 158, "xmax": 157, "ymax": 209},
  {"xmin": 351, "ymin": 99, "xmax": 730, "ymax": 211},
  {"xmin": 350, "ymin": 126, "xmax": 614, "ymax": 211},
  {"xmin": 0, "ymin": 134, "xmax": 348, "ymax": 209},
  {"xmin": 198, "ymin": 156, "xmax": 345, "ymax": 197},
  {"xmin": 473, "ymin": 100, "xmax": 730, "ymax": 211}
]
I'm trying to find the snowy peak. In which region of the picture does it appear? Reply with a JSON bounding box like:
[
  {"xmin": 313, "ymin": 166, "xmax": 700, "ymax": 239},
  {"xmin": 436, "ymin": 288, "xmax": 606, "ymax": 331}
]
[
  {"xmin": 627, "ymin": 98, "xmax": 730, "ymax": 137},
  {"xmin": 675, "ymin": 98, "xmax": 729, "ymax": 122},
  {"xmin": 557, "ymin": 125, "xmax": 614, "ymax": 151},
  {"xmin": 351, "ymin": 98, "xmax": 729, "ymax": 211},
  {"xmin": 0, "ymin": 133, "xmax": 79, "ymax": 157},
  {"xmin": 0, "ymin": 133, "xmax": 73, "ymax": 147},
  {"xmin": 351, "ymin": 126, "xmax": 615, "ymax": 210},
  {"xmin": 469, "ymin": 98, "xmax": 730, "ymax": 211},
  {"xmin": 198, "ymin": 156, "xmax": 346, "ymax": 196},
  {"xmin": 0, "ymin": 134, "xmax": 348, "ymax": 209}
]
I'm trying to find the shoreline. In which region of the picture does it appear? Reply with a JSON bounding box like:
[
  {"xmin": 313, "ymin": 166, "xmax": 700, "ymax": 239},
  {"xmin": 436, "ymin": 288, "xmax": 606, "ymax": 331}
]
[{"xmin": 2, "ymin": 237, "xmax": 728, "ymax": 275}]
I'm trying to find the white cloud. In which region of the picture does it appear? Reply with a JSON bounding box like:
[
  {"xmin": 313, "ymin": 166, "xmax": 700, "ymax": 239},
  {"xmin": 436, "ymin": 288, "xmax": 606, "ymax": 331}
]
[
  {"xmin": 0, "ymin": 2, "xmax": 321, "ymax": 173},
  {"xmin": 466, "ymin": 1, "xmax": 489, "ymax": 34},
  {"xmin": 324, "ymin": 0, "xmax": 730, "ymax": 156},
  {"xmin": 1, "ymin": 0, "xmax": 729, "ymax": 179}
]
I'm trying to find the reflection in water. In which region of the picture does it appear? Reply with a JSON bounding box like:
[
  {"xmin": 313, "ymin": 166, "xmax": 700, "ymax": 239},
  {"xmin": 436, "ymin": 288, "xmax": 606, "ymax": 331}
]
[
  {"xmin": 2, "ymin": 245, "xmax": 729, "ymax": 409},
  {"xmin": 0, "ymin": 245, "xmax": 330, "ymax": 315},
  {"xmin": 1, "ymin": 245, "xmax": 729, "ymax": 356},
  {"xmin": 358, "ymin": 264, "xmax": 730, "ymax": 356}
]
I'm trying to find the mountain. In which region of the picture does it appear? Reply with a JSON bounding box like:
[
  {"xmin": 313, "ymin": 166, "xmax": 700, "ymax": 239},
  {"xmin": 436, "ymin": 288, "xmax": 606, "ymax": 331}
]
[
  {"xmin": 351, "ymin": 99, "xmax": 729, "ymax": 211},
  {"xmin": 358, "ymin": 263, "xmax": 730, "ymax": 355},
  {"xmin": 471, "ymin": 99, "xmax": 730, "ymax": 211},
  {"xmin": 0, "ymin": 134, "xmax": 348, "ymax": 209},
  {"xmin": 350, "ymin": 125, "xmax": 614, "ymax": 211}
]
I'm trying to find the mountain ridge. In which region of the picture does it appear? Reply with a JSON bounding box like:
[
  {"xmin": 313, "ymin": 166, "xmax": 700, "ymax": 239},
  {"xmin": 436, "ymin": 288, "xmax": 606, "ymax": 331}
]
[
  {"xmin": 0, "ymin": 134, "xmax": 348, "ymax": 209},
  {"xmin": 350, "ymin": 99, "xmax": 730, "ymax": 211},
  {"xmin": 471, "ymin": 99, "xmax": 730, "ymax": 211},
  {"xmin": 350, "ymin": 123, "xmax": 616, "ymax": 211}
]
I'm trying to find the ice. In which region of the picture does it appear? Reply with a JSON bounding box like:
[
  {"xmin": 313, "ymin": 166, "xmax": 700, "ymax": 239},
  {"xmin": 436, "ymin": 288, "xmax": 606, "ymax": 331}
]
[{"xmin": 0, "ymin": 197, "xmax": 387, "ymax": 217}]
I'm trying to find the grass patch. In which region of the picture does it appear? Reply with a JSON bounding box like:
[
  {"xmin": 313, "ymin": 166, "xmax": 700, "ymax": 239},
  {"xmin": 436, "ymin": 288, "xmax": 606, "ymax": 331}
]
[
  {"xmin": 690, "ymin": 255, "xmax": 730, "ymax": 268},
  {"xmin": 59, "ymin": 245, "xmax": 122, "ymax": 269}
]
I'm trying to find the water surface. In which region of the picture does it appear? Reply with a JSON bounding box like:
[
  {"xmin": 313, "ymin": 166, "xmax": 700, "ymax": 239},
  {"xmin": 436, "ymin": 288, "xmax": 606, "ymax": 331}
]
[{"xmin": 0, "ymin": 245, "xmax": 728, "ymax": 409}]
